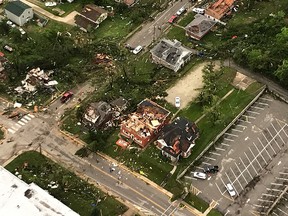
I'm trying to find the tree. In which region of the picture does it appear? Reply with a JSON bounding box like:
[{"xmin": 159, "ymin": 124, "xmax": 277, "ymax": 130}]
[
  {"xmin": 204, "ymin": 95, "xmax": 222, "ymax": 125},
  {"xmin": 274, "ymin": 59, "xmax": 288, "ymax": 86}
]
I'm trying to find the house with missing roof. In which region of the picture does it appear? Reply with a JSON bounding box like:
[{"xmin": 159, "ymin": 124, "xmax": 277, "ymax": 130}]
[
  {"xmin": 205, "ymin": 0, "xmax": 235, "ymax": 20},
  {"xmin": 185, "ymin": 14, "xmax": 216, "ymax": 40},
  {"xmin": 150, "ymin": 39, "xmax": 192, "ymax": 72},
  {"xmin": 75, "ymin": 4, "xmax": 108, "ymax": 32},
  {"xmin": 156, "ymin": 117, "xmax": 199, "ymax": 162},
  {"xmin": 5, "ymin": 1, "xmax": 33, "ymax": 26},
  {"xmin": 119, "ymin": 99, "xmax": 171, "ymax": 148}
]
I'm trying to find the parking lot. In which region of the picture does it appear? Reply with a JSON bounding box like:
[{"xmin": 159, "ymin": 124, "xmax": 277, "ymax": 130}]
[{"xmin": 187, "ymin": 93, "xmax": 288, "ymax": 215}]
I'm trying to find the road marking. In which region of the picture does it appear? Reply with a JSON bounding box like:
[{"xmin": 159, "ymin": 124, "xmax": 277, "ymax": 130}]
[
  {"xmin": 255, "ymin": 101, "xmax": 269, "ymax": 106},
  {"xmin": 11, "ymin": 126, "xmax": 18, "ymax": 131},
  {"xmin": 251, "ymin": 105, "xmax": 264, "ymax": 110},
  {"xmin": 249, "ymin": 147, "xmax": 263, "ymax": 170},
  {"xmin": 215, "ymin": 182, "xmax": 224, "ymax": 195},
  {"xmin": 203, "ymin": 156, "xmax": 216, "ymax": 161},
  {"xmin": 238, "ymin": 119, "xmax": 251, "ymax": 123},
  {"xmin": 216, "ymin": 147, "xmax": 225, "ymax": 151},
  {"xmin": 8, "ymin": 128, "xmax": 15, "ymax": 134},
  {"xmin": 28, "ymin": 114, "xmax": 35, "ymax": 118},
  {"xmin": 260, "ymin": 97, "xmax": 273, "ymax": 102},
  {"xmin": 202, "ymin": 162, "xmax": 211, "ymax": 165},
  {"xmin": 221, "ymin": 143, "xmax": 230, "ymax": 146},
  {"xmin": 15, "ymin": 123, "xmax": 21, "ymax": 128},
  {"xmin": 209, "ymin": 151, "xmax": 221, "ymax": 156},
  {"xmin": 244, "ymin": 152, "xmax": 258, "ymax": 175},
  {"xmin": 243, "ymin": 114, "xmax": 256, "ymax": 119},
  {"xmin": 224, "ymin": 138, "xmax": 234, "ymax": 142},
  {"xmin": 232, "ymin": 128, "xmax": 243, "ymax": 133},
  {"xmin": 18, "ymin": 121, "xmax": 25, "ymax": 126},
  {"xmin": 236, "ymin": 124, "xmax": 247, "ymax": 129},
  {"xmin": 24, "ymin": 115, "xmax": 31, "ymax": 121},
  {"xmin": 225, "ymin": 132, "xmax": 238, "ymax": 137},
  {"xmin": 247, "ymin": 110, "xmax": 260, "ymax": 115},
  {"xmin": 262, "ymin": 130, "xmax": 277, "ymax": 153},
  {"xmin": 20, "ymin": 118, "xmax": 28, "ymax": 123}
]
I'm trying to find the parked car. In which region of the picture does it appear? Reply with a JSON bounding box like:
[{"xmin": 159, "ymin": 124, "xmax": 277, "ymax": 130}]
[
  {"xmin": 193, "ymin": 172, "xmax": 207, "ymax": 180},
  {"xmin": 19, "ymin": 28, "xmax": 26, "ymax": 35},
  {"xmin": 6, "ymin": 20, "xmax": 16, "ymax": 28},
  {"xmin": 132, "ymin": 45, "xmax": 143, "ymax": 55},
  {"xmin": 203, "ymin": 165, "xmax": 219, "ymax": 173},
  {"xmin": 168, "ymin": 15, "xmax": 177, "ymax": 24},
  {"xmin": 60, "ymin": 91, "xmax": 73, "ymax": 103},
  {"xmin": 45, "ymin": 2, "xmax": 57, "ymax": 7},
  {"xmin": 192, "ymin": 8, "xmax": 205, "ymax": 15},
  {"xmin": 3, "ymin": 45, "xmax": 13, "ymax": 52},
  {"xmin": 175, "ymin": 96, "xmax": 181, "ymax": 108},
  {"xmin": 176, "ymin": 7, "xmax": 186, "ymax": 16},
  {"xmin": 226, "ymin": 183, "xmax": 236, "ymax": 197}
]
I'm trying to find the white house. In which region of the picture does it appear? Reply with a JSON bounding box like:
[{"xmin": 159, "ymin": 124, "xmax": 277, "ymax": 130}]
[{"xmin": 5, "ymin": 1, "xmax": 33, "ymax": 26}]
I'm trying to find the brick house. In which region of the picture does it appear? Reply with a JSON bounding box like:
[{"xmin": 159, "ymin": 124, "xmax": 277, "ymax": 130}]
[
  {"xmin": 205, "ymin": 0, "xmax": 235, "ymax": 20},
  {"xmin": 156, "ymin": 117, "xmax": 199, "ymax": 162},
  {"xmin": 120, "ymin": 99, "xmax": 171, "ymax": 148}
]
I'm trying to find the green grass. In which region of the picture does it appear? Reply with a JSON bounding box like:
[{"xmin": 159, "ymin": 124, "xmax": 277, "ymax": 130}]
[
  {"xmin": 184, "ymin": 193, "xmax": 209, "ymax": 213},
  {"xmin": 5, "ymin": 151, "xmax": 128, "ymax": 216},
  {"xmin": 207, "ymin": 209, "xmax": 223, "ymax": 216},
  {"xmin": 178, "ymin": 12, "xmax": 195, "ymax": 27}
]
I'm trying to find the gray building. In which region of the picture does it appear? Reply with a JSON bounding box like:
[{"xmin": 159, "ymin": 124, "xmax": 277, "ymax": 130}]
[
  {"xmin": 185, "ymin": 14, "xmax": 216, "ymax": 41},
  {"xmin": 150, "ymin": 39, "xmax": 192, "ymax": 72},
  {"xmin": 5, "ymin": 1, "xmax": 33, "ymax": 26}
]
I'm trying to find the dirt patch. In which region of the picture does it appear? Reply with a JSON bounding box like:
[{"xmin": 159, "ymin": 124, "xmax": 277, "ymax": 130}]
[
  {"xmin": 165, "ymin": 63, "xmax": 206, "ymax": 108},
  {"xmin": 232, "ymin": 72, "xmax": 255, "ymax": 90}
]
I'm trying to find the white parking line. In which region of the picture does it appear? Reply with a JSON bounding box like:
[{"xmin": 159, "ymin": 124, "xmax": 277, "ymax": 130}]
[
  {"xmin": 276, "ymin": 177, "xmax": 288, "ymax": 181},
  {"xmin": 230, "ymin": 167, "xmax": 246, "ymax": 188},
  {"xmin": 209, "ymin": 152, "xmax": 221, "ymax": 156},
  {"xmin": 236, "ymin": 124, "xmax": 247, "ymax": 129},
  {"xmin": 258, "ymin": 199, "xmax": 273, "ymax": 203},
  {"xmin": 18, "ymin": 121, "xmax": 25, "ymax": 126},
  {"xmin": 202, "ymin": 162, "xmax": 211, "ymax": 165},
  {"xmin": 239, "ymin": 157, "xmax": 253, "ymax": 181},
  {"xmin": 14, "ymin": 123, "xmax": 21, "ymax": 128},
  {"xmin": 279, "ymin": 172, "xmax": 288, "ymax": 175},
  {"xmin": 253, "ymin": 142, "xmax": 268, "ymax": 165},
  {"xmin": 238, "ymin": 118, "xmax": 251, "ymax": 123},
  {"xmin": 20, "ymin": 118, "xmax": 28, "ymax": 123},
  {"xmin": 11, "ymin": 126, "xmax": 18, "ymax": 131},
  {"xmin": 232, "ymin": 128, "xmax": 243, "ymax": 133},
  {"xmin": 24, "ymin": 115, "xmax": 31, "ymax": 121},
  {"xmin": 249, "ymin": 147, "xmax": 263, "ymax": 170},
  {"xmin": 225, "ymin": 132, "xmax": 238, "ymax": 137},
  {"xmin": 226, "ymin": 172, "xmax": 241, "ymax": 195},
  {"xmin": 251, "ymin": 105, "xmax": 264, "ymax": 110},
  {"xmin": 271, "ymin": 122, "xmax": 286, "ymax": 144},
  {"xmin": 277, "ymin": 208, "xmax": 288, "ymax": 215},
  {"xmin": 224, "ymin": 138, "xmax": 234, "ymax": 142},
  {"xmin": 266, "ymin": 128, "xmax": 281, "ymax": 151},
  {"xmin": 247, "ymin": 110, "xmax": 260, "ymax": 115},
  {"xmin": 244, "ymin": 152, "xmax": 258, "ymax": 175},
  {"xmin": 194, "ymin": 166, "xmax": 204, "ymax": 170},
  {"xmin": 221, "ymin": 143, "xmax": 230, "ymax": 146},
  {"xmin": 203, "ymin": 156, "xmax": 216, "ymax": 161},
  {"xmin": 271, "ymin": 182, "xmax": 283, "ymax": 186},
  {"xmin": 258, "ymin": 138, "xmax": 272, "ymax": 160},
  {"xmin": 276, "ymin": 119, "xmax": 288, "ymax": 137},
  {"xmin": 262, "ymin": 132, "xmax": 279, "ymax": 151},
  {"xmin": 216, "ymin": 147, "xmax": 225, "ymax": 151},
  {"xmin": 260, "ymin": 97, "xmax": 273, "ymax": 102},
  {"xmin": 254, "ymin": 204, "xmax": 268, "ymax": 208},
  {"xmin": 8, "ymin": 128, "xmax": 15, "ymax": 134},
  {"xmin": 263, "ymin": 193, "xmax": 278, "ymax": 197},
  {"xmin": 243, "ymin": 114, "xmax": 256, "ymax": 119},
  {"xmin": 267, "ymin": 188, "xmax": 282, "ymax": 192},
  {"xmin": 28, "ymin": 114, "xmax": 35, "ymax": 118},
  {"xmin": 215, "ymin": 182, "xmax": 225, "ymax": 195},
  {"xmin": 255, "ymin": 101, "xmax": 269, "ymax": 106}
]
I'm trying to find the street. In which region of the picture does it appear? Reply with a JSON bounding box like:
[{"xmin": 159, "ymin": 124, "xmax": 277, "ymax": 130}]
[
  {"xmin": 126, "ymin": 0, "xmax": 194, "ymax": 48},
  {"xmin": 0, "ymin": 95, "xmax": 196, "ymax": 216}
]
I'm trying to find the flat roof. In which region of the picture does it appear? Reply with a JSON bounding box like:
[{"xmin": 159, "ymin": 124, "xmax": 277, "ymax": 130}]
[{"xmin": 0, "ymin": 166, "xmax": 79, "ymax": 216}]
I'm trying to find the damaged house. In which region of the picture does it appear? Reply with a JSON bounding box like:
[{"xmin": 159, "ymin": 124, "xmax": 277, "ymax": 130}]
[
  {"xmin": 150, "ymin": 39, "xmax": 192, "ymax": 72},
  {"xmin": 14, "ymin": 68, "xmax": 58, "ymax": 94},
  {"xmin": 205, "ymin": 0, "xmax": 235, "ymax": 20},
  {"xmin": 119, "ymin": 99, "xmax": 170, "ymax": 148},
  {"xmin": 156, "ymin": 117, "xmax": 199, "ymax": 162},
  {"xmin": 83, "ymin": 97, "xmax": 128, "ymax": 130}
]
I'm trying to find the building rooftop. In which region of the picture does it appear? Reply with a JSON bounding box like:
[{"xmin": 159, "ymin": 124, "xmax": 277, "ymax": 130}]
[
  {"xmin": 150, "ymin": 39, "xmax": 192, "ymax": 72},
  {"xmin": 185, "ymin": 14, "xmax": 216, "ymax": 40},
  {"xmin": 159, "ymin": 117, "xmax": 199, "ymax": 157},
  {"xmin": 84, "ymin": 101, "xmax": 112, "ymax": 126},
  {"xmin": 122, "ymin": 99, "xmax": 170, "ymax": 138},
  {"xmin": 80, "ymin": 4, "xmax": 107, "ymax": 22},
  {"xmin": 205, "ymin": 0, "xmax": 235, "ymax": 19},
  {"xmin": 5, "ymin": 1, "xmax": 31, "ymax": 17},
  {"xmin": 0, "ymin": 166, "xmax": 79, "ymax": 216}
]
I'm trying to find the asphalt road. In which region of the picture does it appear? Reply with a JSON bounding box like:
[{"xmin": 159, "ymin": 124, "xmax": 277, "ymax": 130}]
[{"xmin": 126, "ymin": 0, "xmax": 194, "ymax": 48}]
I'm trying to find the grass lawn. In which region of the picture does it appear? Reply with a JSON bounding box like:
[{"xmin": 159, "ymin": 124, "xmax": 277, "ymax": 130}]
[
  {"xmin": 184, "ymin": 193, "xmax": 209, "ymax": 213},
  {"xmin": 207, "ymin": 209, "xmax": 223, "ymax": 216},
  {"xmin": 5, "ymin": 151, "xmax": 128, "ymax": 216},
  {"xmin": 178, "ymin": 12, "xmax": 195, "ymax": 27}
]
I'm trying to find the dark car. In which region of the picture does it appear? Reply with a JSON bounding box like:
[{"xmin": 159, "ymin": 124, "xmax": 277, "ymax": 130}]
[
  {"xmin": 203, "ymin": 165, "xmax": 219, "ymax": 173},
  {"xmin": 60, "ymin": 91, "xmax": 73, "ymax": 103}
]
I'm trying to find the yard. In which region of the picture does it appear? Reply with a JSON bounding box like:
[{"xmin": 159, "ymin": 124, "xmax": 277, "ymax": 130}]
[{"xmin": 5, "ymin": 151, "xmax": 128, "ymax": 216}]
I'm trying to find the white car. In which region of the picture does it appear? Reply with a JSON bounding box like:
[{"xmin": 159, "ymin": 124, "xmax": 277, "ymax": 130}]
[
  {"xmin": 176, "ymin": 7, "xmax": 186, "ymax": 16},
  {"xmin": 7, "ymin": 20, "xmax": 16, "ymax": 28},
  {"xmin": 175, "ymin": 97, "xmax": 181, "ymax": 108},
  {"xmin": 226, "ymin": 183, "xmax": 236, "ymax": 197},
  {"xmin": 192, "ymin": 8, "xmax": 205, "ymax": 15},
  {"xmin": 19, "ymin": 28, "xmax": 26, "ymax": 35},
  {"xmin": 45, "ymin": 2, "xmax": 57, "ymax": 7},
  {"xmin": 193, "ymin": 172, "xmax": 207, "ymax": 180},
  {"xmin": 132, "ymin": 45, "xmax": 143, "ymax": 55}
]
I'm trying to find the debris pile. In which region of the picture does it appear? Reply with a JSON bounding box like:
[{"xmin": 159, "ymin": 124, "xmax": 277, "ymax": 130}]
[{"xmin": 14, "ymin": 67, "xmax": 58, "ymax": 94}]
